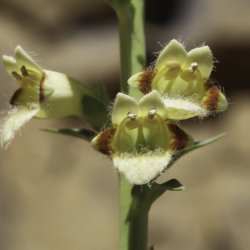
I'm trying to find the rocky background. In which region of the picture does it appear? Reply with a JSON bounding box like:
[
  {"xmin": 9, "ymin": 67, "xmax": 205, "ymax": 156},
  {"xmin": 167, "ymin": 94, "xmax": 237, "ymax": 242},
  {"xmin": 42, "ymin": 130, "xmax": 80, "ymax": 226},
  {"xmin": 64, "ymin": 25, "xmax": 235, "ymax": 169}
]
[{"xmin": 0, "ymin": 0, "xmax": 249, "ymax": 249}]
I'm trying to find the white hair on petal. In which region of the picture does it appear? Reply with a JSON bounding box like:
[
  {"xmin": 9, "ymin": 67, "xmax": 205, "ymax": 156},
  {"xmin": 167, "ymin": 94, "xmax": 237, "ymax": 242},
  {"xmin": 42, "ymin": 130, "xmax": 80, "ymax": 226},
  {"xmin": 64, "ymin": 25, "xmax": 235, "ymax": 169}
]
[
  {"xmin": 113, "ymin": 150, "xmax": 172, "ymax": 185},
  {"xmin": 0, "ymin": 104, "xmax": 39, "ymax": 149}
]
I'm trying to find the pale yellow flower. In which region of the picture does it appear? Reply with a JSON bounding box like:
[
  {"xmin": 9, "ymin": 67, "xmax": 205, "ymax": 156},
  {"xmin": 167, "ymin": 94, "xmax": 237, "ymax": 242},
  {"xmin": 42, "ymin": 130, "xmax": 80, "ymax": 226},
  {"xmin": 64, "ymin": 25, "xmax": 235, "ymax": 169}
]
[
  {"xmin": 92, "ymin": 91, "xmax": 193, "ymax": 185},
  {"xmin": 128, "ymin": 39, "xmax": 228, "ymax": 116}
]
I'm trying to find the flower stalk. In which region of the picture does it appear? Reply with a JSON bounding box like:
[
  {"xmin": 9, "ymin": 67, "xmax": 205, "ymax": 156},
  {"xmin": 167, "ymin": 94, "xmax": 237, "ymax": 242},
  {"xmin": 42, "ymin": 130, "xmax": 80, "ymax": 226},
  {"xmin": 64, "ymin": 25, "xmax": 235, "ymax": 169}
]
[
  {"xmin": 107, "ymin": 0, "xmax": 149, "ymax": 249},
  {"xmin": 107, "ymin": 0, "xmax": 146, "ymax": 98}
]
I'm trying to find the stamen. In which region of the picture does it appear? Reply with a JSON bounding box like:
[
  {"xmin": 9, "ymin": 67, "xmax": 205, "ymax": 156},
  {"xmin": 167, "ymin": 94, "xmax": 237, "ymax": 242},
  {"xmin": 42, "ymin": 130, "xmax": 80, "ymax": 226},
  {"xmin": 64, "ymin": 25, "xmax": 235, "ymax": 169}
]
[
  {"xmin": 127, "ymin": 112, "xmax": 137, "ymax": 121},
  {"xmin": 148, "ymin": 108, "xmax": 157, "ymax": 119},
  {"xmin": 20, "ymin": 65, "xmax": 29, "ymax": 77},
  {"xmin": 188, "ymin": 62, "xmax": 198, "ymax": 73}
]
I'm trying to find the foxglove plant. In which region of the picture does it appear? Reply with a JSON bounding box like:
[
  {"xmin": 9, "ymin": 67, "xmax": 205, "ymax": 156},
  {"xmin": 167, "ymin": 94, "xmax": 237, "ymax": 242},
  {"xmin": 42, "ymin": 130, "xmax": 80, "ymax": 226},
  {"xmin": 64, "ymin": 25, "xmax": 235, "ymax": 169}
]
[{"xmin": 0, "ymin": 0, "xmax": 227, "ymax": 249}]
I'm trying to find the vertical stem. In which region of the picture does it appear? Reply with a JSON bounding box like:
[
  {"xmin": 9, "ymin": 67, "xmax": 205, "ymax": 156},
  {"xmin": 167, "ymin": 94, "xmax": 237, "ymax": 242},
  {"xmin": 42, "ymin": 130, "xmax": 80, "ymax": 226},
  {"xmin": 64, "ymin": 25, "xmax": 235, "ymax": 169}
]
[
  {"xmin": 116, "ymin": 1, "xmax": 147, "ymax": 249},
  {"xmin": 119, "ymin": 175, "xmax": 133, "ymax": 250},
  {"xmin": 119, "ymin": 175, "xmax": 149, "ymax": 250},
  {"xmin": 106, "ymin": 0, "xmax": 147, "ymax": 249},
  {"xmin": 128, "ymin": 194, "xmax": 149, "ymax": 250},
  {"xmin": 117, "ymin": 0, "xmax": 146, "ymax": 98}
]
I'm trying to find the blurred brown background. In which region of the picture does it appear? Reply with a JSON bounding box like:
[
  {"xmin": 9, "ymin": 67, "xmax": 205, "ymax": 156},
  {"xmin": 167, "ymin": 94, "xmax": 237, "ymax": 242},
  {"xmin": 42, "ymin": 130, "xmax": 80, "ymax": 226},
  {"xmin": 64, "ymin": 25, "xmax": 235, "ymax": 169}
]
[{"xmin": 0, "ymin": 0, "xmax": 249, "ymax": 249}]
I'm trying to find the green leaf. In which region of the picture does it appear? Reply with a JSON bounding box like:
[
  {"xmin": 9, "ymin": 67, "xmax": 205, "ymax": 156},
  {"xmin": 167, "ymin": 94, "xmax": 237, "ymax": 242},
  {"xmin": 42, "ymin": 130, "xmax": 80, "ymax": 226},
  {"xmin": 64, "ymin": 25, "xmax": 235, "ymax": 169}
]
[
  {"xmin": 169, "ymin": 133, "xmax": 225, "ymax": 167},
  {"xmin": 41, "ymin": 128, "xmax": 96, "ymax": 141},
  {"xmin": 131, "ymin": 179, "xmax": 184, "ymax": 213},
  {"xmin": 96, "ymin": 81, "xmax": 109, "ymax": 107},
  {"xmin": 81, "ymin": 95, "xmax": 109, "ymax": 131}
]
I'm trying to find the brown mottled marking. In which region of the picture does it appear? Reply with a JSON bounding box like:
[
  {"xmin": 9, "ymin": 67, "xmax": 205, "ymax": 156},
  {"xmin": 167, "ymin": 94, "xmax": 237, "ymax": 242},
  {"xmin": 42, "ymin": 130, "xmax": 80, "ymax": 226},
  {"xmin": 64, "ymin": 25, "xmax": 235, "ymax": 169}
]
[
  {"xmin": 10, "ymin": 88, "xmax": 22, "ymax": 105},
  {"xmin": 11, "ymin": 71, "xmax": 22, "ymax": 80},
  {"xmin": 168, "ymin": 123, "xmax": 189, "ymax": 151},
  {"xmin": 39, "ymin": 72, "xmax": 46, "ymax": 103},
  {"xmin": 20, "ymin": 65, "xmax": 29, "ymax": 77},
  {"xmin": 139, "ymin": 71, "xmax": 154, "ymax": 94},
  {"xmin": 204, "ymin": 80, "xmax": 211, "ymax": 90},
  {"xmin": 96, "ymin": 127, "xmax": 116, "ymax": 155},
  {"xmin": 203, "ymin": 85, "xmax": 220, "ymax": 111}
]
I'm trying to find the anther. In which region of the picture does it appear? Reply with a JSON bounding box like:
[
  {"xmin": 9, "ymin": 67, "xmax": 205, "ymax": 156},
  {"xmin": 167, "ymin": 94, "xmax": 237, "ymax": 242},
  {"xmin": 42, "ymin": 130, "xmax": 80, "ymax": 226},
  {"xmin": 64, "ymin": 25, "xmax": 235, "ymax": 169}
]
[
  {"xmin": 148, "ymin": 108, "xmax": 157, "ymax": 119},
  {"xmin": 127, "ymin": 112, "xmax": 137, "ymax": 121},
  {"xmin": 188, "ymin": 62, "xmax": 198, "ymax": 73}
]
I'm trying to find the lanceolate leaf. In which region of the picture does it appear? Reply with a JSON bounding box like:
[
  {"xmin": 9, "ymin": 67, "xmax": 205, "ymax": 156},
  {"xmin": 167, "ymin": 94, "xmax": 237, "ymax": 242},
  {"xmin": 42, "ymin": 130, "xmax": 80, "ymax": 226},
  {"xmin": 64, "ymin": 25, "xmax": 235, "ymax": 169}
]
[
  {"xmin": 42, "ymin": 128, "xmax": 96, "ymax": 141},
  {"xmin": 169, "ymin": 133, "xmax": 226, "ymax": 166},
  {"xmin": 130, "ymin": 179, "xmax": 184, "ymax": 214}
]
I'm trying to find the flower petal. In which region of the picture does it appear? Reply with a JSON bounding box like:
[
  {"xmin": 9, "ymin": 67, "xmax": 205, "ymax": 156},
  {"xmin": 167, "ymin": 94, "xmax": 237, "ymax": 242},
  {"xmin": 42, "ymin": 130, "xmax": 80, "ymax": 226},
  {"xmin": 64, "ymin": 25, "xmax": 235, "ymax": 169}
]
[
  {"xmin": 112, "ymin": 117, "xmax": 139, "ymax": 152},
  {"xmin": 2, "ymin": 55, "xmax": 18, "ymax": 76},
  {"xmin": 201, "ymin": 85, "xmax": 228, "ymax": 113},
  {"xmin": 184, "ymin": 46, "xmax": 213, "ymax": 79},
  {"xmin": 155, "ymin": 39, "xmax": 187, "ymax": 71},
  {"xmin": 15, "ymin": 46, "xmax": 42, "ymax": 73},
  {"xmin": 91, "ymin": 127, "xmax": 116, "ymax": 155},
  {"xmin": 0, "ymin": 104, "xmax": 40, "ymax": 148},
  {"xmin": 112, "ymin": 93, "xmax": 139, "ymax": 125},
  {"xmin": 163, "ymin": 97, "xmax": 207, "ymax": 119},
  {"xmin": 168, "ymin": 123, "xmax": 194, "ymax": 151},
  {"xmin": 113, "ymin": 150, "xmax": 172, "ymax": 185},
  {"xmin": 128, "ymin": 71, "xmax": 154, "ymax": 94},
  {"xmin": 142, "ymin": 114, "xmax": 172, "ymax": 149},
  {"xmin": 139, "ymin": 90, "xmax": 167, "ymax": 119}
]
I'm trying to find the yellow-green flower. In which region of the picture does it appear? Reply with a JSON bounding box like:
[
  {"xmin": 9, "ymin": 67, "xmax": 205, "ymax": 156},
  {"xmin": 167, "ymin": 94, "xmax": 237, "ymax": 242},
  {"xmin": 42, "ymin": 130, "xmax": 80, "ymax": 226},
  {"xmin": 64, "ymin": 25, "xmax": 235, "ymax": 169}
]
[
  {"xmin": 128, "ymin": 39, "xmax": 228, "ymax": 116},
  {"xmin": 0, "ymin": 46, "xmax": 103, "ymax": 148},
  {"xmin": 92, "ymin": 91, "xmax": 193, "ymax": 185}
]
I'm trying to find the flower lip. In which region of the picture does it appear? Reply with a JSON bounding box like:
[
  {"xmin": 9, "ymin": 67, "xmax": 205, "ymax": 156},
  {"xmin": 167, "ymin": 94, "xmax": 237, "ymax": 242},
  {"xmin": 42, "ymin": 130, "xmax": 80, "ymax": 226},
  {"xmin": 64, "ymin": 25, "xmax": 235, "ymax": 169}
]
[{"xmin": 113, "ymin": 150, "xmax": 172, "ymax": 185}]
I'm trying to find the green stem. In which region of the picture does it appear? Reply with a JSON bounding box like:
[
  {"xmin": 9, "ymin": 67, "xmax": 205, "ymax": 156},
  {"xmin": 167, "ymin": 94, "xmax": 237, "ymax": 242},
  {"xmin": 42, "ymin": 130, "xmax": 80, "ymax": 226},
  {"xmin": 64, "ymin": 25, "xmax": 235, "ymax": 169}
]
[
  {"xmin": 128, "ymin": 191, "xmax": 149, "ymax": 250},
  {"xmin": 115, "ymin": 0, "xmax": 146, "ymax": 97},
  {"xmin": 119, "ymin": 175, "xmax": 149, "ymax": 250},
  {"xmin": 116, "ymin": 1, "xmax": 147, "ymax": 249},
  {"xmin": 107, "ymin": 0, "xmax": 147, "ymax": 249},
  {"xmin": 119, "ymin": 175, "xmax": 133, "ymax": 250}
]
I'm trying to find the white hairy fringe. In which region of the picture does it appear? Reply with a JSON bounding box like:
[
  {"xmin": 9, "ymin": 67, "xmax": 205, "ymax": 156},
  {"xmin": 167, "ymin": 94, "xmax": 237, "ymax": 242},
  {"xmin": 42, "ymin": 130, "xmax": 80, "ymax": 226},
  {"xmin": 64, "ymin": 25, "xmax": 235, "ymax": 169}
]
[
  {"xmin": 163, "ymin": 96, "xmax": 207, "ymax": 117},
  {"xmin": 113, "ymin": 150, "xmax": 172, "ymax": 185},
  {"xmin": 0, "ymin": 104, "xmax": 39, "ymax": 149}
]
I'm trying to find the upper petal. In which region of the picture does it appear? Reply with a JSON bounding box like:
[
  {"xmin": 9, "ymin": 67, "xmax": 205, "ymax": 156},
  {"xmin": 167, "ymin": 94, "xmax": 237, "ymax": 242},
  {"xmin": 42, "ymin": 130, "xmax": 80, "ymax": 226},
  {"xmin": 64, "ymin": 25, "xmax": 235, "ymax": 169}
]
[
  {"xmin": 112, "ymin": 93, "xmax": 139, "ymax": 125},
  {"xmin": 139, "ymin": 90, "xmax": 167, "ymax": 119},
  {"xmin": 15, "ymin": 46, "xmax": 42, "ymax": 73},
  {"xmin": 2, "ymin": 55, "xmax": 18, "ymax": 76},
  {"xmin": 184, "ymin": 46, "xmax": 213, "ymax": 79},
  {"xmin": 155, "ymin": 40, "xmax": 187, "ymax": 71}
]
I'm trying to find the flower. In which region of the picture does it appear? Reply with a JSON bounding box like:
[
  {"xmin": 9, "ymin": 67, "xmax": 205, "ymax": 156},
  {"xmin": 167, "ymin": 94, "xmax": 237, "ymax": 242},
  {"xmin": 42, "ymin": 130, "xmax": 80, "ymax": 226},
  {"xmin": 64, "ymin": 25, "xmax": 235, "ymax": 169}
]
[
  {"xmin": 0, "ymin": 46, "xmax": 104, "ymax": 148},
  {"xmin": 91, "ymin": 91, "xmax": 193, "ymax": 185},
  {"xmin": 128, "ymin": 39, "xmax": 228, "ymax": 117}
]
